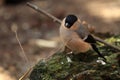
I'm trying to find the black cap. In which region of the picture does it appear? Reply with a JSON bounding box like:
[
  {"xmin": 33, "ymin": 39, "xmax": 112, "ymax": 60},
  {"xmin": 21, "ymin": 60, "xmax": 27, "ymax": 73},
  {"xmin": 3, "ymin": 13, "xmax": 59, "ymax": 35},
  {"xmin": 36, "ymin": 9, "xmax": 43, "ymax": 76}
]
[{"xmin": 65, "ymin": 14, "xmax": 78, "ymax": 28}]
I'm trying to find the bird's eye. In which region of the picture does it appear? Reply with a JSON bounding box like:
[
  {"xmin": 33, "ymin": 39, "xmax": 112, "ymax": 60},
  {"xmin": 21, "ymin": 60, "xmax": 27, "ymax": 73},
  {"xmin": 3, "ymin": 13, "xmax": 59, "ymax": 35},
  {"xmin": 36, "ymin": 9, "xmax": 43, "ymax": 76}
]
[
  {"xmin": 65, "ymin": 14, "xmax": 77, "ymax": 28},
  {"xmin": 65, "ymin": 23, "xmax": 71, "ymax": 28}
]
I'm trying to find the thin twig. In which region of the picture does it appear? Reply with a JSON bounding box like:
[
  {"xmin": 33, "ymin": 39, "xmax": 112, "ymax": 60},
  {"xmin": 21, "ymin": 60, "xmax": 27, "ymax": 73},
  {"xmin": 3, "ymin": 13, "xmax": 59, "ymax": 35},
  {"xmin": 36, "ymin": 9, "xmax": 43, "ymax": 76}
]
[
  {"xmin": 27, "ymin": 2, "xmax": 61, "ymax": 24},
  {"xmin": 19, "ymin": 67, "xmax": 33, "ymax": 80},
  {"xmin": 11, "ymin": 24, "xmax": 31, "ymax": 80},
  {"xmin": 94, "ymin": 36, "xmax": 120, "ymax": 51},
  {"xmin": 27, "ymin": 2, "xmax": 120, "ymax": 51},
  {"xmin": 11, "ymin": 24, "xmax": 29, "ymax": 65},
  {"xmin": 73, "ymin": 70, "xmax": 95, "ymax": 79}
]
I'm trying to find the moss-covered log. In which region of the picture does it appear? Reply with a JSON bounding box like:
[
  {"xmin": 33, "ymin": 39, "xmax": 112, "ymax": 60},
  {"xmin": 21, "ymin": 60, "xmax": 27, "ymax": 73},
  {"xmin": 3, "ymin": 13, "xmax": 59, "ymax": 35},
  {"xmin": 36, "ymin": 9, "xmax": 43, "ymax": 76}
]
[{"xmin": 29, "ymin": 36, "xmax": 120, "ymax": 80}]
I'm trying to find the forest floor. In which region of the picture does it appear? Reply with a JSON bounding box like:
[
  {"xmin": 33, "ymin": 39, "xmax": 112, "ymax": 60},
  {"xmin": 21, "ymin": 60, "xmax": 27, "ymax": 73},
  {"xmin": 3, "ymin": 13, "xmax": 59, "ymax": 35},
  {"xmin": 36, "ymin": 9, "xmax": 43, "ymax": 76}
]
[{"xmin": 0, "ymin": 0, "xmax": 120, "ymax": 80}]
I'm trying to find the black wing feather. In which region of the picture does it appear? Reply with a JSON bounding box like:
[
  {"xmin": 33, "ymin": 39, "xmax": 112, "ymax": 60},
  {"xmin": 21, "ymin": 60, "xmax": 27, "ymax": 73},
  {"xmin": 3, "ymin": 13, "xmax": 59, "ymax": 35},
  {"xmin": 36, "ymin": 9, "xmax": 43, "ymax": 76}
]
[
  {"xmin": 91, "ymin": 44, "xmax": 106, "ymax": 60},
  {"xmin": 84, "ymin": 35, "xmax": 106, "ymax": 60},
  {"xmin": 84, "ymin": 35, "xmax": 96, "ymax": 43}
]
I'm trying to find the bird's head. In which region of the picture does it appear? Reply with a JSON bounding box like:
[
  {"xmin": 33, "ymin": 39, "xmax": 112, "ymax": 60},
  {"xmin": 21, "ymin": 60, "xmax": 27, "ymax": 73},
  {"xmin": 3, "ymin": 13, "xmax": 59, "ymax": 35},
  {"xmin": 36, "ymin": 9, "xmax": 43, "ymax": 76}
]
[{"xmin": 64, "ymin": 14, "xmax": 78, "ymax": 28}]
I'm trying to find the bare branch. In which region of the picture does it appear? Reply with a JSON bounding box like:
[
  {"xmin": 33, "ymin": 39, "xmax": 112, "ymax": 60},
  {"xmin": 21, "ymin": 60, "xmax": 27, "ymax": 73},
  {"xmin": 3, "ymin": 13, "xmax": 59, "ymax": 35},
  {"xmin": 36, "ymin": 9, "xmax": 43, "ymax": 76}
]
[
  {"xmin": 94, "ymin": 36, "xmax": 120, "ymax": 51},
  {"xmin": 27, "ymin": 2, "xmax": 61, "ymax": 24},
  {"xmin": 27, "ymin": 2, "xmax": 120, "ymax": 51},
  {"xmin": 19, "ymin": 67, "xmax": 33, "ymax": 80}
]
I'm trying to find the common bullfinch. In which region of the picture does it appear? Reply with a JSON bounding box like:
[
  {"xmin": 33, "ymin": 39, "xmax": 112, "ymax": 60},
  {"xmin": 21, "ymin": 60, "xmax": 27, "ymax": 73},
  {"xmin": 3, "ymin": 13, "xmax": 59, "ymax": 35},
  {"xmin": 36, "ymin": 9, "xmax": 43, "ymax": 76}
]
[{"xmin": 60, "ymin": 14, "xmax": 106, "ymax": 60}]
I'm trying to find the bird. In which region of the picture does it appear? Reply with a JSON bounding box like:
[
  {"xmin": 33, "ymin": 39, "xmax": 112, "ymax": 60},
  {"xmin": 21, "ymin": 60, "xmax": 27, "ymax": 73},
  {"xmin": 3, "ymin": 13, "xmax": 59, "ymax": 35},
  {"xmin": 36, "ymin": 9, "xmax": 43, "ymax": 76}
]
[{"xmin": 59, "ymin": 14, "xmax": 106, "ymax": 60}]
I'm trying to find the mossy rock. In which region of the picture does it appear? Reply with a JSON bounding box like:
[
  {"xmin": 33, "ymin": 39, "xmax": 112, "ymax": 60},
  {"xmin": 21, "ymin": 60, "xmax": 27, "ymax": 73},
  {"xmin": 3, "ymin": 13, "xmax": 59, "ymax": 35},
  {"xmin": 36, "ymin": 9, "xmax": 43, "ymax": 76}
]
[{"xmin": 29, "ymin": 36, "xmax": 120, "ymax": 80}]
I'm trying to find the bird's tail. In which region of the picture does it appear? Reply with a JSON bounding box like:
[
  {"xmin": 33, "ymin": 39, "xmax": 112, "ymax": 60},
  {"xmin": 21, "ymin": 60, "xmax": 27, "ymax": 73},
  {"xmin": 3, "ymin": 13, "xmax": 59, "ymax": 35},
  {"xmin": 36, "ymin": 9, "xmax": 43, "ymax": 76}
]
[{"xmin": 91, "ymin": 44, "xmax": 106, "ymax": 61}]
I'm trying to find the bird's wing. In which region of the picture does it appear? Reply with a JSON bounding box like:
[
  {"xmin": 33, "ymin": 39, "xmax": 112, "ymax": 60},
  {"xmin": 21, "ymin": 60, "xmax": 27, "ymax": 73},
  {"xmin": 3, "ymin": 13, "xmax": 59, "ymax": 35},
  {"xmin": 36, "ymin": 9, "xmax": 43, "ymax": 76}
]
[
  {"xmin": 83, "ymin": 34, "xmax": 106, "ymax": 60},
  {"xmin": 75, "ymin": 24, "xmax": 96, "ymax": 44},
  {"xmin": 75, "ymin": 23, "xmax": 106, "ymax": 60},
  {"xmin": 84, "ymin": 34, "xmax": 96, "ymax": 44}
]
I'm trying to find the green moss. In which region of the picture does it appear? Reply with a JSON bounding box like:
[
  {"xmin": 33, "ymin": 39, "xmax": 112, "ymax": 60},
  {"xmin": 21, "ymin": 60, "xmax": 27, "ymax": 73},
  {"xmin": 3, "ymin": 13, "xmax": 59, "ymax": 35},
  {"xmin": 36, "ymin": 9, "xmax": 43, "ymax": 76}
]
[{"xmin": 29, "ymin": 36, "xmax": 120, "ymax": 80}]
